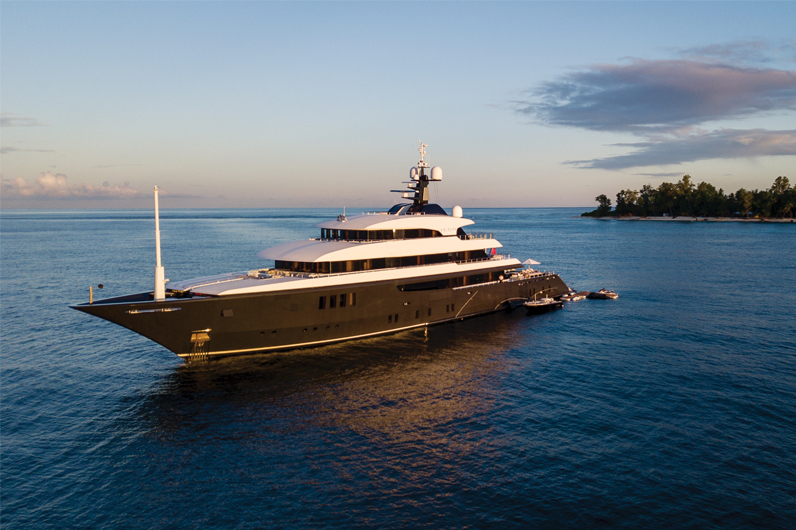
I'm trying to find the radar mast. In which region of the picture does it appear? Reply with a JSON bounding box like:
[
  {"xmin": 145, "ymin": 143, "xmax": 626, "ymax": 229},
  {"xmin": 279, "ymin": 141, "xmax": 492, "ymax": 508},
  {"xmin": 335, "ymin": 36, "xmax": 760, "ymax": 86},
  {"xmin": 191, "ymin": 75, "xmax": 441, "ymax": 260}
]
[{"xmin": 390, "ymin": 141, "xmax": 443, "ymax": 211}]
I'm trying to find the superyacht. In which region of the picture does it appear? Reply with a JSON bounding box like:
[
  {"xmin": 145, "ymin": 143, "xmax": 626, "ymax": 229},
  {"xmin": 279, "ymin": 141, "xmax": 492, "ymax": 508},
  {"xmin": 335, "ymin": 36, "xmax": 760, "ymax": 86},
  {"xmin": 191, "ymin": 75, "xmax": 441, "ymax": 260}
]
[{"xmin": 72, "ymin": 143, "xmax": 569, "ymax": 359}]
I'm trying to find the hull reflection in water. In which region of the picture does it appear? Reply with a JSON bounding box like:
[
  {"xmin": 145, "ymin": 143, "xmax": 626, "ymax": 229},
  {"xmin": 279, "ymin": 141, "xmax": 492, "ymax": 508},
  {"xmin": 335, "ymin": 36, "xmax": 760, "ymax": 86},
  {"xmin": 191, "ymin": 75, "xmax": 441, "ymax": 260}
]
[{"xmin": 140, "ymin": 310, "xmax": 542, "ymax": 442}]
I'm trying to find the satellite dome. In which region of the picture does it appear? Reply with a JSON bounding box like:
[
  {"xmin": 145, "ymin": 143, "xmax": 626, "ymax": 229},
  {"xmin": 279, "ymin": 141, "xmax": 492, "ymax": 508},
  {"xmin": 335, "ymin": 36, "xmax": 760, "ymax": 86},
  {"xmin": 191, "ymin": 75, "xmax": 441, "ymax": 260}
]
[
  {"xmin": 452, "ymin": 205, "xmax": 463, "ymax": 218},
  {"xmin": 430, "ymin": 166, "xmax": 443, "ymax": 181},
  {"xmin": 409, "ymin": 167, "xmax": 419, "ymax": 181}
]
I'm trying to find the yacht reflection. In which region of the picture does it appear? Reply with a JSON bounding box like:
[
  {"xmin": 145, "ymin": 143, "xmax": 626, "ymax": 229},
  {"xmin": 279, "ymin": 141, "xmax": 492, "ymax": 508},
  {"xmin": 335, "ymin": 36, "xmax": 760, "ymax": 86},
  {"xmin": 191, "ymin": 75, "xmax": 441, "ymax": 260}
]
[{"xmin": 141, "ymin": 310, "xmax": 548, "ymax": 446}]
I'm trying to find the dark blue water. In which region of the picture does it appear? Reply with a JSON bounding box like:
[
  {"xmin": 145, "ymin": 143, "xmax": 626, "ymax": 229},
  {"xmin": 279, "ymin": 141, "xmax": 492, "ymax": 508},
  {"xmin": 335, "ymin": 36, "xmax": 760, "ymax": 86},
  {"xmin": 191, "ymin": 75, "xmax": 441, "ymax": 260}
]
[{"xmin": 2, "ymin": 208, "xmax": 795, "ymax": 529}]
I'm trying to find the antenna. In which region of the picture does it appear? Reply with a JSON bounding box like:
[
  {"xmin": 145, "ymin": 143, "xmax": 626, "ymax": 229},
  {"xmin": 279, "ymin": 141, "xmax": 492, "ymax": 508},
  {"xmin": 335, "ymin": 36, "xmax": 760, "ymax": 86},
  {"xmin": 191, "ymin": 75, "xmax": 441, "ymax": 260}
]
[
  {"xmin": 418, "ymin": 141, "xmax": 428, "ymax": 168},
  {"xmin": 154, "ymin": 186, "xmax": 165, "ymax": 301}
]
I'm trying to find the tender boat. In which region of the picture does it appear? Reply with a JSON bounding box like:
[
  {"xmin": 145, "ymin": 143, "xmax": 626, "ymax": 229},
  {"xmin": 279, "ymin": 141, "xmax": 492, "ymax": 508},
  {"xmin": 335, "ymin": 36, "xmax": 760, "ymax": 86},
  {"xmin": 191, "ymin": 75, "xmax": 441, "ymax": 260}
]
[
  {"xmin": 524, "ymin": 296, "xmax": 564, "ymax": 314},
  {"xmin": 72, "ymin": 143, "xmax": 570, "ymax": 359},
  {"xmin": 560, "ymin": 290, "xmax": 586, "ymax": 302},
  {"xmin": 587, "ymin": 289, "xmax": 619, "ymax": 300}
]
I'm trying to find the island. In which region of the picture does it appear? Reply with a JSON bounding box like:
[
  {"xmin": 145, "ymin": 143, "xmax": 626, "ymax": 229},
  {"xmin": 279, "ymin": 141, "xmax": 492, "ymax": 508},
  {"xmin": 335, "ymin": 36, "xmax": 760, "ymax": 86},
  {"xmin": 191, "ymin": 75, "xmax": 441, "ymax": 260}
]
[{"xmin": 582, "ymin": 176, "xmax": 795, "ymax": 221}]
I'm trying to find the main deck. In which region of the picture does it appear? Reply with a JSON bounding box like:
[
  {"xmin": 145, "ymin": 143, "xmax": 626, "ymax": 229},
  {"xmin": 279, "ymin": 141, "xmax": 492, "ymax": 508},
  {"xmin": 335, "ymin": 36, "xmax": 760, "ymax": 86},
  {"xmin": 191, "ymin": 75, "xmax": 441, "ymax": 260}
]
[{"xmin": 73, "ymin": 268, "xmax": 568, "ymax": 359}]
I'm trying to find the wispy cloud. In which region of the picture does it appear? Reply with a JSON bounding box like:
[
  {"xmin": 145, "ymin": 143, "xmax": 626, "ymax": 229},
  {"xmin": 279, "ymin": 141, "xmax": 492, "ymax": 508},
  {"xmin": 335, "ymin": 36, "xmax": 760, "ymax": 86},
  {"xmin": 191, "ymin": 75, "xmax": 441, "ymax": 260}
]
[
  {"xmin": 515, "ymin": 42, "xmax": 796, "ymax": 169},
  {"xmin": 677, "ymin": 40, "xmax": 796, "ymax": 65},
  {"xmin": 633, "ymin": 172, "xmax": 685, "ymax": 178},
  {"xmin": 1, "ymin": 173, "xmax": 204, "ymax": 201},
  {"xmin": 0, "ymin": 146, "xmax": 55, "ymax": 155},
  {"xmin": 2, "ymin": 173, "xmax": 142, "ymax": 199},
  {"xmin": 1, "ymin": 114, "xmax": 46, "ymax": 127},
  {"xmin": 568, "ymin": 129, "xmax": 796, "ymax": 170}
]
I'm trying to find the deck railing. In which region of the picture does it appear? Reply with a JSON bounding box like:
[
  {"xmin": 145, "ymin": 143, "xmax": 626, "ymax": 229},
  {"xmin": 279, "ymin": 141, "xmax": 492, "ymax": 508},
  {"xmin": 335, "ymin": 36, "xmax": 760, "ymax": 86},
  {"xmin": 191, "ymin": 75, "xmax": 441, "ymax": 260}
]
[{"xmin": 265, "ymin": 255, "xmax": 520, "ymax": 280}]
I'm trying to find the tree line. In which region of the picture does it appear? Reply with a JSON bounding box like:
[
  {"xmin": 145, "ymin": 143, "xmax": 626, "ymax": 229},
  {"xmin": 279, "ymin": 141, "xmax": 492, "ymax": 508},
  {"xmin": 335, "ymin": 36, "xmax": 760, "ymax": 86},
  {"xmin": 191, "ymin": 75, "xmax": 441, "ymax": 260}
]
[{"xmin": 583, "ymin": 176, "xmax": 794, "ymax": 218}]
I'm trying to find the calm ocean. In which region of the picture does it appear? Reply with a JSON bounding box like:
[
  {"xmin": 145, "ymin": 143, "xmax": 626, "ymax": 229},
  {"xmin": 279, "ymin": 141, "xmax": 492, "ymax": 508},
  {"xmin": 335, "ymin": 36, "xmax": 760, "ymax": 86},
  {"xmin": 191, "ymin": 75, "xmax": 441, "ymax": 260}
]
[{"xmin": 2, "ymin": 208, "xmax": 795, "ymax": 529}]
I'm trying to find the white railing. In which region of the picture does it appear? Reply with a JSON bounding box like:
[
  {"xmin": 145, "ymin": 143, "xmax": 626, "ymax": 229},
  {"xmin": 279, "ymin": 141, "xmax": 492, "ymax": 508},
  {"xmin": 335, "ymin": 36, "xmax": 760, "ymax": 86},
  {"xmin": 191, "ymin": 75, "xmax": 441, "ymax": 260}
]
[{"xmin": 461, "ymin": 233, "xmax": 494, "ymax": 240}]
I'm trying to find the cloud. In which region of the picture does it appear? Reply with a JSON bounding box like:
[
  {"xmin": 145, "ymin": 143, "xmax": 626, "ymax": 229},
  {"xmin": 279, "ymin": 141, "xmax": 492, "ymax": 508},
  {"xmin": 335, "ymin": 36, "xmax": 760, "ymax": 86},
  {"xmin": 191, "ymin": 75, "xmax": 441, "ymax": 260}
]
[
  {"xmin": 517, "ymin": 59, "xmax": 796, "ymax": 134},
  {"xmin": 158, "ymin": 191, "xmax": 204, "ymax": 199},
  {"xmin": 567, "ymin": 129, "xmax": 796, "ymax": 170},
  {"xmin": 2, "ymin": 172, "xmax": 142, "ymax": 199},
  {"xmin": 1, "ymin": 173, "xmax": 204, "ymax": 200},
  {"xmin": 515, "ymin": 44, "xmax": 796, "ymax": 169},
  {"xmin": 633, "ymin": 172, "xmax": 685, "ymax": 178},
  {"xmin": 1, "ymin": 146, "xmax": 55, "ymax": 154},
  {"xmin": 677, "ymin": 40, "xmax": 796, "ymax": 65},
  {"xmin": 1, "ymin": 114, "xmax": 45, "ymax": 127}
]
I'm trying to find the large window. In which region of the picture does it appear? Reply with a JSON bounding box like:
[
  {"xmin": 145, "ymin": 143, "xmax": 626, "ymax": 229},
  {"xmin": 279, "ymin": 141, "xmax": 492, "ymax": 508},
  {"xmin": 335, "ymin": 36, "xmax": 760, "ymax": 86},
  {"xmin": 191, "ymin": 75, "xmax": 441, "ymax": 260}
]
[
  {"xmin": 397, "ymin": 272, "xmax": 503, "ymax": 291},
  {"xmin": 275, "ymin": 250, "xmax": 489, "ymax": 274},
  {"xmin": 320, "ymin": 228, "xmax": 444, "ymax": 241}
]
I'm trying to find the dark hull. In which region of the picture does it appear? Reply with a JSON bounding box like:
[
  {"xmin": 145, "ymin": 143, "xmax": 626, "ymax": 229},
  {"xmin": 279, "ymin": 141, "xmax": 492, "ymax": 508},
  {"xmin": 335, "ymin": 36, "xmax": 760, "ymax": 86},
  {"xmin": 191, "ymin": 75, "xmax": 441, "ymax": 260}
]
[{"xmin": 72, "ymin": 270, "xmax": 568, "ymax": 358}]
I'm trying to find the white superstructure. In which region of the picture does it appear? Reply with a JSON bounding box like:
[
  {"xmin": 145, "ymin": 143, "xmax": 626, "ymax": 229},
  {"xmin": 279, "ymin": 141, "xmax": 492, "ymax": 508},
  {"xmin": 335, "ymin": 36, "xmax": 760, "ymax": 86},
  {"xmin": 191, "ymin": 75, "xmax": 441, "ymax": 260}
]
[{"xmin": 167, "ymin": 142, "xmax": 521, "ymax": 297}]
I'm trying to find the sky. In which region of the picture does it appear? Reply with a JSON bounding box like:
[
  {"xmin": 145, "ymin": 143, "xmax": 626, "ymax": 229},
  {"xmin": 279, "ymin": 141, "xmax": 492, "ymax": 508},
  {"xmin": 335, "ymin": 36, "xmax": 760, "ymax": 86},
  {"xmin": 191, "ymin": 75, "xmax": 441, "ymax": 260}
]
[{"xmin": 2, "ymin": 1, "xmax": 795, "ymax": 209}]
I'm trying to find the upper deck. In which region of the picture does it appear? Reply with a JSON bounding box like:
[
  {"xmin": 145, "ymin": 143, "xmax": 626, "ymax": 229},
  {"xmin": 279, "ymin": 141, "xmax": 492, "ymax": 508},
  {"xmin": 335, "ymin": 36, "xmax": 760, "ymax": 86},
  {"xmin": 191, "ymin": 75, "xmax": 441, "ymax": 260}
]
[{"xmin": 315, "ymin": 211, "xmax": 473, "ymax": 234}]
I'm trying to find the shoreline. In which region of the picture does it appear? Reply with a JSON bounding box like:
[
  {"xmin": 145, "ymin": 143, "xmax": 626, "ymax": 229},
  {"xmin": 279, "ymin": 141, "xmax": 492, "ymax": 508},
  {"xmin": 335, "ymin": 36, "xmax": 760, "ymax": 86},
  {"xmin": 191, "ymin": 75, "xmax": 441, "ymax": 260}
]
[{"xmin": 589, "ymin": 216, "xmax": 795, "ymax": 223}]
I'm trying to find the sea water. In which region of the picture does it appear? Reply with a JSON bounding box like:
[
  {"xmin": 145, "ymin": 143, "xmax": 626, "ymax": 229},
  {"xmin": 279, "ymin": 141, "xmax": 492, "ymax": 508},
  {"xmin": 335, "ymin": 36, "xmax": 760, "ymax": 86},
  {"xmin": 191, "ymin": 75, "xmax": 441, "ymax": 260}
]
[{"xmin": 2, "ymin": 208, "xmax": 795, "ymax": 529}]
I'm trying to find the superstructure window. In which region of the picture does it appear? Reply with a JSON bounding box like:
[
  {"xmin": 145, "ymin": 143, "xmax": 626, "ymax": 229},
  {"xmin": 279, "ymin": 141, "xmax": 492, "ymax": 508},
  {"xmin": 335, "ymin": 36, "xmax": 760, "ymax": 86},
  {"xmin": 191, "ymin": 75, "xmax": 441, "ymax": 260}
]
[
  {"xmin": 339, "ymin": 293, "xmax": 346, "ymax": 307},
  {"xmin": 330, "ymin": 295, "xmax": 337, "ymax": 308},
  {"xmin": 319, "ymin": 296, "xmax": 325, "ymax": 310},
  {"xmin": 320, "ymin": 228, "xmax": 444, "ymax": 241},
  {"xmin": 398, "ymin": 272, "xmax": 503, "ymax": 291},
  {"xmin": 274, "ymin": 250, "xmax": 488, "ymax": 275}
]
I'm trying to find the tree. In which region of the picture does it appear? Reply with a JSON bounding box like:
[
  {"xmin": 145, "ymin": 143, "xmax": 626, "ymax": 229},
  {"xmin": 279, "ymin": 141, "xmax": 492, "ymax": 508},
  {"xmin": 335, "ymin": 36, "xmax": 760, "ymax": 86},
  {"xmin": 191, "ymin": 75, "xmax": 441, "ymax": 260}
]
[
  {"xmin": 782, "ymin": 188, "xmax": 796, "ymax": 218},
  {"xmin": 638, "ymin": 185, "xmax": 654, "ymax": 216},
  {"xmin": 655, "ymin": 182, "xmax": 677, "ymax": 217},
  {"xmin": 694, "ymin": 181, "xmax": 722, "ymax": 217},
  {"xmin": 753, "ymin": 190, "xmax": 775, "ymax": 218},
  {"xmin": 676, "ymin": 175, "xmax": 695, "ymax": 216},
  {"xmin": 770, "ymin": 176, "xmax": 790, "ymax": 196},
  {"xmin": 770, "ymin": 176, "xmax": 792, "ymax": 217},
  {"xmin": 735, "ymin": 188, "xmax": 753, "ymax": 217},
  {"xmin": 595, "ymin": 194, "xmax": 612, "ymax": 216},
  {"xmin": 615, "ymin": 189, "xmax": 639, "ymax": 216}
]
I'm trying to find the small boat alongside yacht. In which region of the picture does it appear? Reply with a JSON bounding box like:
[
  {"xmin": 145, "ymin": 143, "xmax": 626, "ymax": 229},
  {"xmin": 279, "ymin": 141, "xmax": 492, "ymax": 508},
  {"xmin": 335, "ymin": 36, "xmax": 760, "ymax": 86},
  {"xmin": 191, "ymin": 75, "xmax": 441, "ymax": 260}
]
[
  {"xmin": 560, "ymin": 290, "xmax": 588, "ymax": 302},
  {"xmin": 587, "ymin": 289, "xmax": 619, "ymax": 300},
  {"xmin": 523, "ymin": 297, "xmax": 564, "ymax": 314}
]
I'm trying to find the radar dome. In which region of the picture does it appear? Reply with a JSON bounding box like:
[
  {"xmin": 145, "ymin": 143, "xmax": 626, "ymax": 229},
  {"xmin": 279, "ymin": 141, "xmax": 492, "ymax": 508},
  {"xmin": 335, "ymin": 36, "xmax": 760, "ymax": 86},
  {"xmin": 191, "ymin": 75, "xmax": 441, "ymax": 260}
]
[
  {"xmin": 452, "ymin": 205, "xmax": 463, "ymax": 218},
  {"xmin": 430, "ymin": 166, "xmax": 443, "ymax": 181},
  {"xmin": 409, "ymin": 167, "xmax": 419, "ymax": 181}
]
